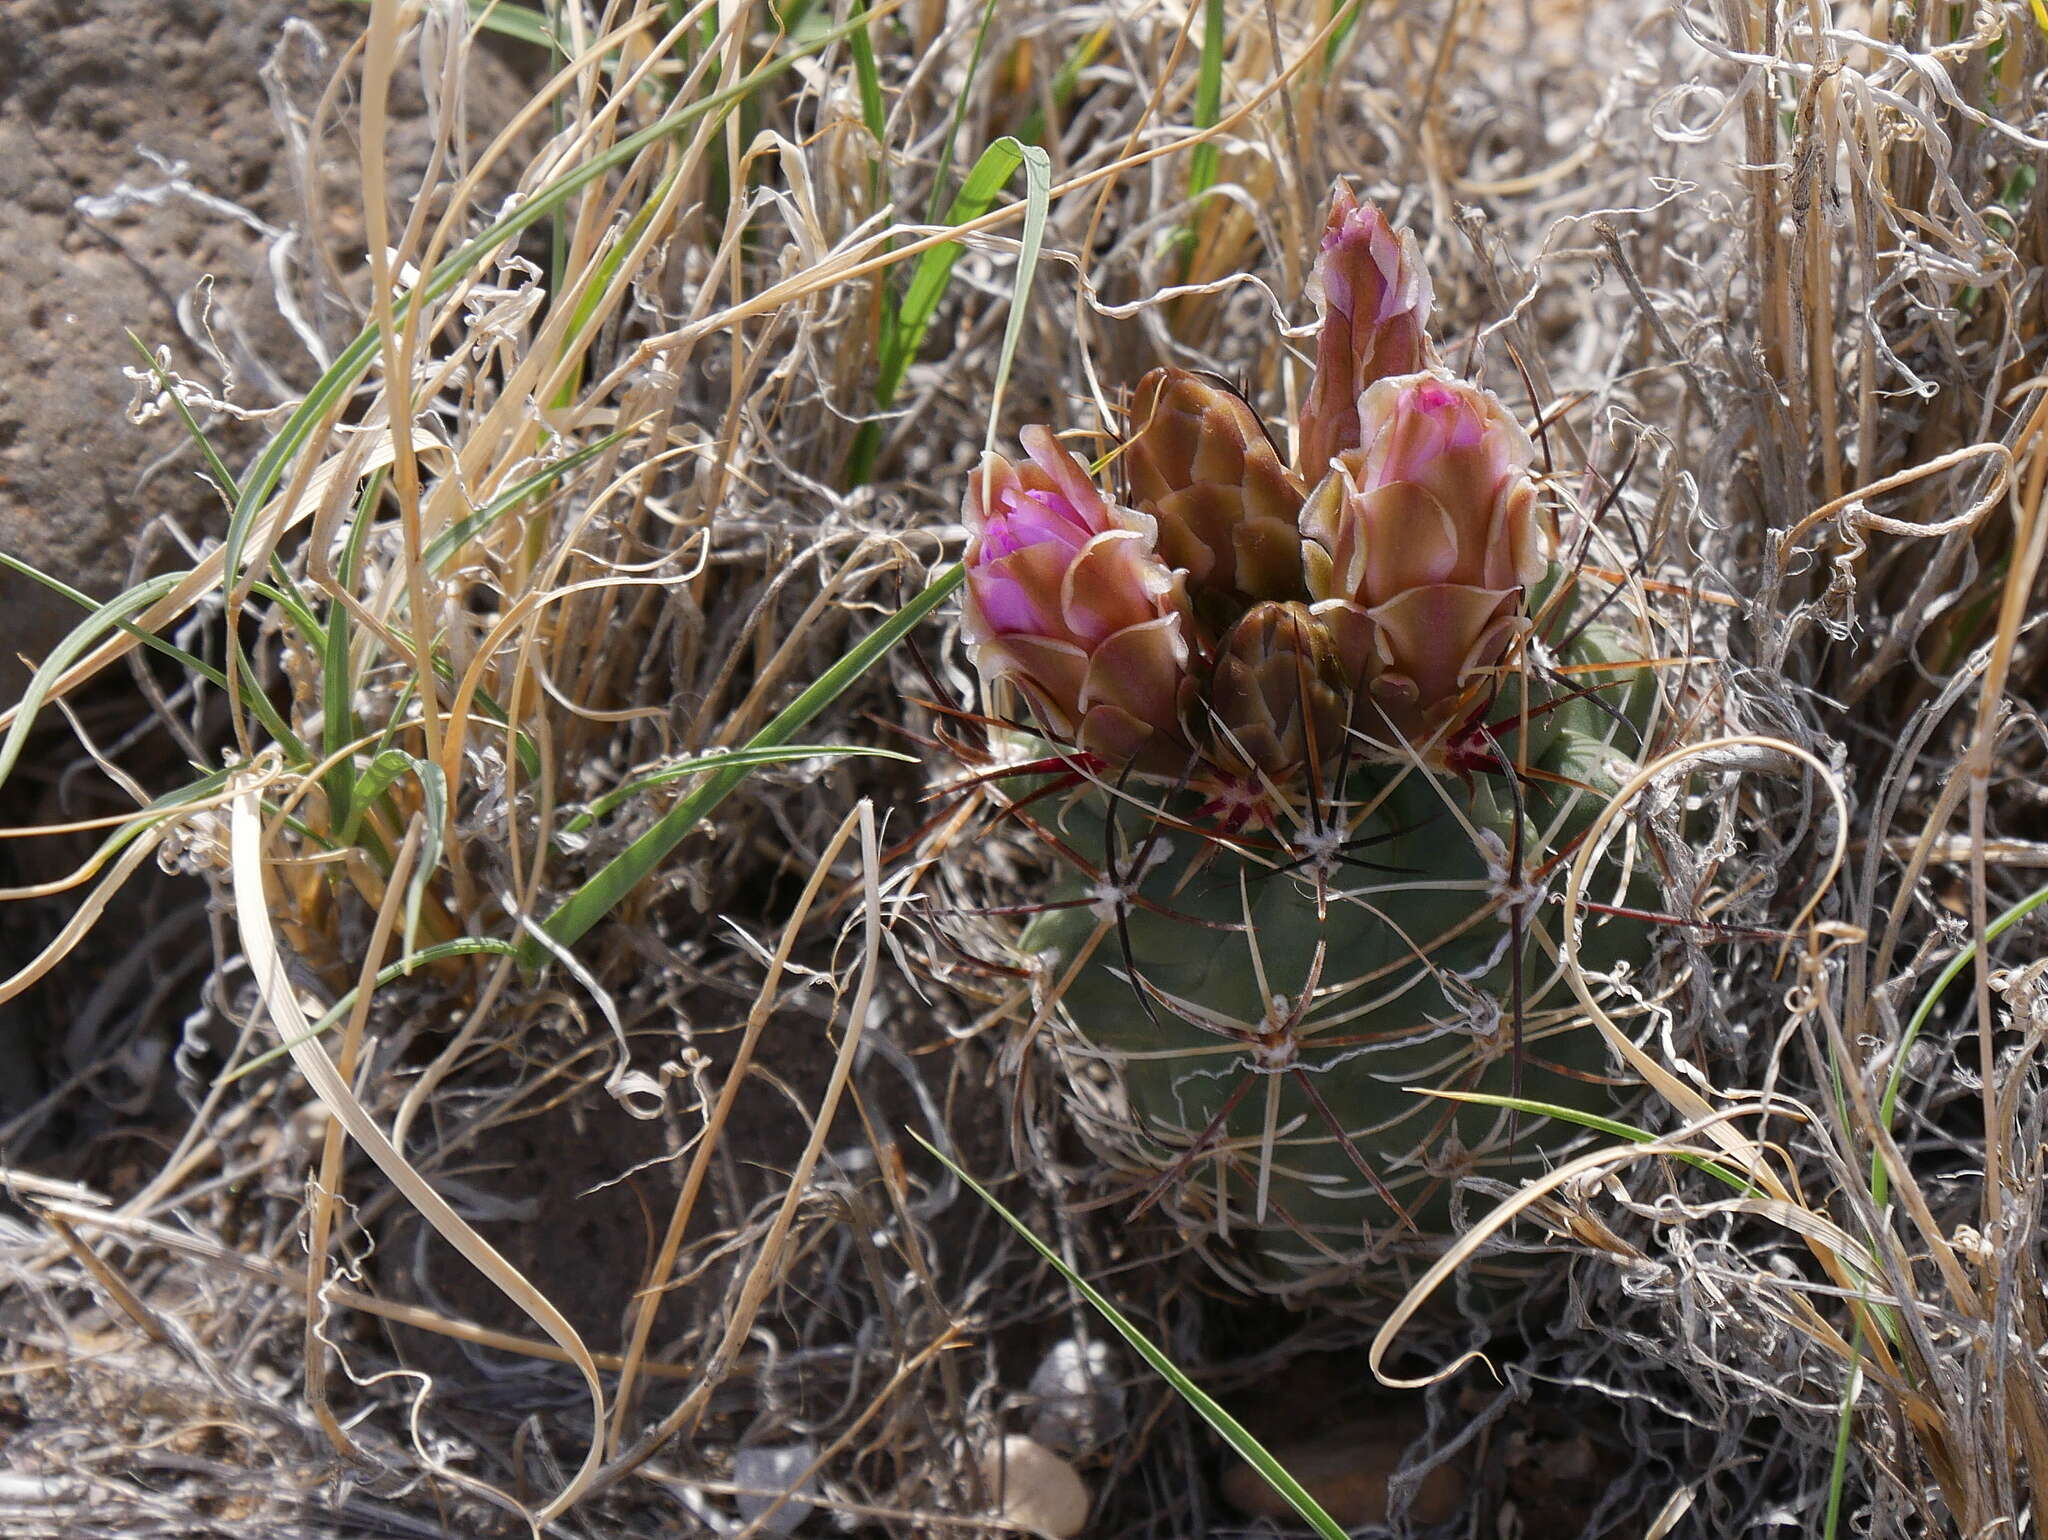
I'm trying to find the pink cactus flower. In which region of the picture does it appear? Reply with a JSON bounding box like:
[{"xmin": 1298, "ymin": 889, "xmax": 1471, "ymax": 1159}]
[
  {"xmin": 964, "ymin": 427, "xmax": 1197, "ymax": 775},
  {"xmin": 1300, "ymin": 373, "xmax": 1551, "ymax": 747}
]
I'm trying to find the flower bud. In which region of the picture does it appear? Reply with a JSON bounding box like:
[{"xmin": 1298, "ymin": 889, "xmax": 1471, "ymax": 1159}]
[
  {"xmin": 1202, "ymin": 602, "xmax": 1350, "ymax": 784},
  {"xmin": 1299, "ymin": 374, "xmax": 1550, "ymax": 746},
  {"xmin": 1123, "ymin": 368, "xmax": 1306, "ymax": 610},
  {"xmin": 964, "ymin": 427, "xmax": 1197, "ymax": 774},
  {"xmin": 1297, "ymin": 187, "xmax": 1433, "ymax": 479}
]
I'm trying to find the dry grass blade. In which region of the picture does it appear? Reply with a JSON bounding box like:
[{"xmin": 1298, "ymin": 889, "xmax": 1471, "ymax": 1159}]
[
  {"xmin": 228, "ymin": 782, "xmax": 607, "ymax": 1526},
  {"xmin": 1368, "ymin": 1104, "xmax": 1815, "ymax": 1391},
  {"xmin": 602, "ymin": 800, "xmax": 886, "ymax": 1487},
  {"xmin": 606, "ymin": 797, "xmax": 872, "ymax": 1445},
  {"xmin": 303, "ymin": 811, "xmax": 424, "ymax": 1459}
]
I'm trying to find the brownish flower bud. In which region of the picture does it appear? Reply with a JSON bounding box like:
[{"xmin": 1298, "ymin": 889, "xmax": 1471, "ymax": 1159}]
[
  {"xmin": 1123, "ymin": 368, "xmax": 1307, "ymax": 611},
  {"xmin": 1202, "ymin": 601, "xmax": 1350, "ymax": 785}
]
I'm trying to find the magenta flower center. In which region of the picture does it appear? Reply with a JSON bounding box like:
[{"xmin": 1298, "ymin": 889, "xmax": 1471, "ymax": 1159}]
[
  {"xmin": 1411, "ymin": 380, "xmax": 1461, "ymax": 415},
  {"xmin": 969, "ymin": 488, "xmax": 1104, "ymax": 637},
  {"xmin": 980, "ymin": 489, "xmax": 1092, "ymax": 560}
]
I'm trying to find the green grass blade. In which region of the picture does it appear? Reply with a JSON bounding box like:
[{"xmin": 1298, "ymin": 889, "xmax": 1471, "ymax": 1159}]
[
  {"xmin": 0, "ymin": 553, "xmax": 232, "ymax": 700},
  {"xmin": 910, "ymin": 1133, "xmax": 1347, "ymax": 1540},
  {"xmin": 1871, "ymin": 880, "xmax": 2048, "ymax": 1206},
  {"xmin": 1187, "ymin": 0, "xmax": 1225, "ymax": 200},
  {"xmin": 922, "ymin": 0, "xmax": 1002, "ymax": 223},
  {"xmin": 1171, "ymin": 0, "xmax": 1226, "ymax": 275},
  {"xmin": 0, "ymin": 551, "xmax": 306, "ymax": 798},
  {"xmin": 248, "ymin": 580, "xmax": 326, "ymax": 650},
  {"xmin": 342, "ymin": 750, "xmax": 436, "ymax": 839},
  {"xmin": 846, "ymin": 135, "xmax": 1029, "ymax": 483},
  {"xmin": 337, "ymin": 469, "xmax": 384, "ymax": 594},
  {"xmin": 982, "ymin": 144, "xmax": 1052, "ymax": 453},
  {"xmin": 1320, "ymin": 0, "xmax": 1366, "ymax": 70},
  {"xmin": 1415, "ymin": 1089, "xmax": 1761, "ymax": 1195},
  {"xmin": 0, "ymin": 572, "xmax": 189, "ymax": 796},
  {"xmin": 524, "ymin": 563, "xmax": 960, "ymax": 962},
  {"xmin": 1823, "ymin": 1348, "xmax": 1864, "ymax": 1540},
  {"xmin": 474, "ymin": 1, "xmax": 565, "ymax": 52},
  {"xmin": 421, "ymin": 432, "xmax": 628, "ymax": 574},
  {"xmin": 29, "ymin": 767, "xmax": 240, "ymax": 879},
  {"xmin": 549, "ymin": 167, "xmax": 682, "ymax": 409},
  {"xmin": 849, "ymin": 0, "xmax": 887, "ymax": 196},
  {"xmin": 218, "ymin": 936, "xmax": 525, "ymax": 1085},
  {"xmin": 232, "ymin": 577, "xmax": 317, "ymax": 758},
  {"xmin": 559, "ymin": 744, "xmax": 914, "ymax": 835},
  {"xmin": 422, "ymin": 652, "xmax": 544, "ymax": 783},
  {"xmin": 885, "ymin": 139, "xmax": 1028, "ymax": 402}
]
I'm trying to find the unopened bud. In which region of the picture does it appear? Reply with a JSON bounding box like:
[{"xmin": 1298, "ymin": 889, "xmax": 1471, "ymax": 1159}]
[
  {"xmin": 1299, "ymin": 374, "xmax": 1549, "ymax": 747},
  {"xmin": 1203, "ymin": 602, "xmax": 1349, "ymax": 783},
  {"xmin": 1297, "ymin": 186, "xmax": 1432, "ymax": 479},
  {"xmin": 1123, "ymin": 368, "xmax": 1306, "ymax": 611}
]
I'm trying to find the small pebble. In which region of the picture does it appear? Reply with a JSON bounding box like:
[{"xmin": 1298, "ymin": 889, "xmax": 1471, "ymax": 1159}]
[
  {"xmin": 978, "ymin": 1434, "xmax": 1090, "ymax": 1539},
  {"xmin": 733, "ymin": 1440, "xmax": 818, "ymax": 1535},
  {"xmin": 1026, "ymin": 1336, "xmax": 1125, "ymax": 1453}
]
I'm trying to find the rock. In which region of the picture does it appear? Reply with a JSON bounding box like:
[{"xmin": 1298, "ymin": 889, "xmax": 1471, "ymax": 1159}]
[
  {"xmin": 978, "ymin": 1434, "xmax": 1090, "ymax": 1539},
  {"xmin": 1026, "ymin": 1336, "xmax": 1126, "ymax": 1454},
  {"xmin": 732, "ymin": 1440, "xmax": 819, "ymax": 1536}
]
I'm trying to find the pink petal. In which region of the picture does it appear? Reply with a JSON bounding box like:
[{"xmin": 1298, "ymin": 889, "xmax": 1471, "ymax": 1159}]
[
  {"xmin": 1079, "ymin": 615, "xmax": 1192, "ymax": 740},
  {"xmin": 1062, "ymin": 531, "xmax": 1172, "ymax": 645},
  {"xmin": 1019, "ymin": 426, "xmax": 1114, "ymax": 534},
  {"xmin": 1367, "ymin": 583, "xmax": 1516, "ymax": 712},
  {"xmin": 971, "ymin": 542, "xmax": 1078, "ymax": 636}
]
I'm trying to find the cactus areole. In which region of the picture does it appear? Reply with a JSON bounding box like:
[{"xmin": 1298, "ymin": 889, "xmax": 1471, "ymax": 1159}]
[{"xmin": 962, "ymin": 189, "xmax": 1661, "ymax": 1303}]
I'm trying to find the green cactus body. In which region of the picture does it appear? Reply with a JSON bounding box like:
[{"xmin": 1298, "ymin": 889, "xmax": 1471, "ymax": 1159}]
[{"xmin": 1018, "ymin": 616, "xmax": 1658, "ymax": 1298}]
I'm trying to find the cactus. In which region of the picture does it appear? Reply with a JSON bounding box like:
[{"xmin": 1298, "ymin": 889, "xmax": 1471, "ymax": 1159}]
[{"xmin": 963, "ymin": 190, "xmax": 1665, "ymax": 1303}]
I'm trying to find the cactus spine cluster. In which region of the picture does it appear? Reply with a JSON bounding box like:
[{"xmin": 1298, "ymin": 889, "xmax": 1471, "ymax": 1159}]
[{"xmin": 961, "ymin": 189, "xmax": 1663, "ymax": 1301}]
